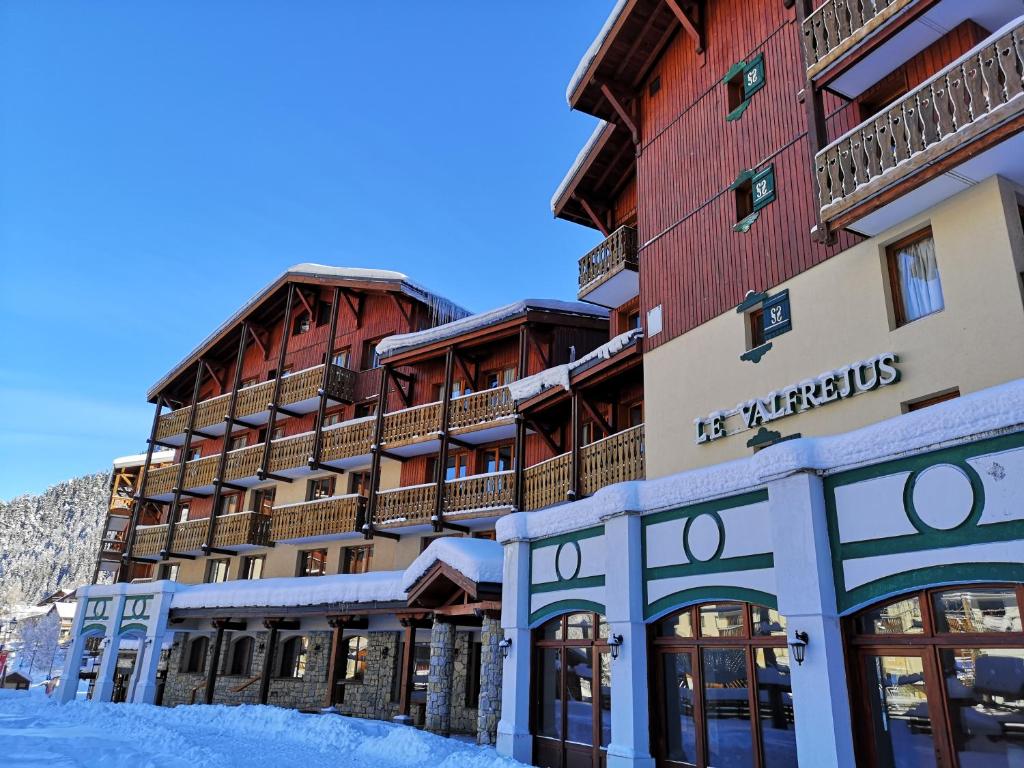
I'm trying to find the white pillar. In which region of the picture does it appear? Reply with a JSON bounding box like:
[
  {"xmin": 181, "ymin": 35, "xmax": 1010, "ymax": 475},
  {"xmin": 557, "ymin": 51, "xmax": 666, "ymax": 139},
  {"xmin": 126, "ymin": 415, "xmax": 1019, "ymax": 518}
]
[
  {"xmin": 129, "ymin": 587, "xmax": 174, "ymax": 705},
  {"xmin": 768, "ymin": 471, "xmax": 857, "ymax": 768},
  {"xmin": 57, "ymin": 586, "xmax": 92, "ymax": 704},
  {"xmin": 496, "ymin": 538, "xmax": 532, "ymax": 763},
  {"xmin": 604, "ymin": 512, "xmax": 655, "ymax": 768},
  {"xmin": 91, "ymin": 593, "xmax": 127, "ymax": 703}
]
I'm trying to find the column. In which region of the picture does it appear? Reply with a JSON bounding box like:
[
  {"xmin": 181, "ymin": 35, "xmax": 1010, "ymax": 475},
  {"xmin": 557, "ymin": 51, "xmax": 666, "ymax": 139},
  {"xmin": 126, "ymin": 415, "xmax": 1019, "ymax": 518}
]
[
  {"xmin": 476, "ymin": 615, "xmax": 502, "ymax": 746},
  {"xmin": 131, "ymin": 587, "xmax": 175, "ymax": 705},
  {"xmin": 91, "ymin": 593, "xmax": 127, "ymax": 703},
  {"xmin": 496, "ymin": 538, "xmax": 532, "ymax": 763},
  {"xmin": 57, "ymin": 586, "xmax": 94, "ymax": 704},
  {"xmin": 604, "ymin": 512, "xmax": 655, "ymax": 768},
  {"xmin": 425, "ymin": 619, "xmax": 454, "ymax": 735},
  {"xmin": 768, "ymin": 471, "xmax": 857, "ymax": 767}
]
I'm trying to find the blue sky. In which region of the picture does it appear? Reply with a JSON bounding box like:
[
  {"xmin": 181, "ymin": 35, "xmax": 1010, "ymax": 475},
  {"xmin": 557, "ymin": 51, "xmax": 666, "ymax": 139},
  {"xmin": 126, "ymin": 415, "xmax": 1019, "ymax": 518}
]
[{"xmin": 0, "ymin": 1, "xmax": 614, "ymax": 499}]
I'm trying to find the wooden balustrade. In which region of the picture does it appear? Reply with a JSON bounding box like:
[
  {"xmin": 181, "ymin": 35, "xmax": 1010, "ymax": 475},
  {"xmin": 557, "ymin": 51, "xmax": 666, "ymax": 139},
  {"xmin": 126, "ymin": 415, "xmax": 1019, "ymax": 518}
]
[
  {"xmin": 578, "ymin": 225, "xmax": 638, "ymax": 293},
  {"xmin": 321, "ymin": 419, "xmax": 375, "ymax": 463},
  {"xmin": 353, "ymin": 366, "xmax": 383, "ymax": 402},
  {"xmin": 132, "ymin": 512, "xmax": 271, "ymax": 557},
  {"xmin": 579, "ymin": 424, "xmax": 645, "ymax": 497},
  {"xmin": 221, "ymin": 444, "xmax": 264, "ymax": 483},
  {"xmin": 266, "ymin": 433, "xmax": 315, "ymax": 476},
  {"xmin": 154, "ymin": 364, "xmax": 356, "ymax": 442},
  {"xmin": 145, "ymin": 464, "xmax": 179, "ymax": 497},
  {"xmin": 382, "ymin": 402, "xmax": 442, "ymax": 446},
  {"xmin": 448, "ymin": 387, "xmax": 515, "ymax": 431},
  {"xmin": 376, "ymin": 484, "xmax": 436, "ymax": 528},
  {"xmin": 816, "ymin": 20, "xmax": 1024, "ymax": 221},
  {"xmin": 443, "ymin": 471, "xmax": 515, "ymax": 516},
  {"xmin": 801, "ymin": 0, "xmax": 916, "ymax": 76},
  {"xmin": 522, "ymin": 453, "xmax": 572, "ymax": 512},
  {"xmin": 270, "ymin": 496, "xmax": 364, "ymax": 541}
]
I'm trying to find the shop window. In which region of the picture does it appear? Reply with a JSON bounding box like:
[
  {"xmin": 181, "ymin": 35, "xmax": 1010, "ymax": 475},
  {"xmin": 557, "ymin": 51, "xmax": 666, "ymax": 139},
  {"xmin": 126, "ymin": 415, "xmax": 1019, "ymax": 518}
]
[
  {"xmin": 278, "ymin": 636, "xmax": 308, "ymax": 678},
  {"xmin": 342, "ymin": 544, "xmax": 373, "ymax": 574},
  {"xmin": 241, "ymin": 555, "xmax": 265, "ymax": 580},
  {"xmin": 292, "ymin": 312, "xmax": 311, "ymax": 336},
  {"xmin": 306, "ymin": 476, "xmax": 336, "ymax": 501},
  {"xmin": 905, "ymin": 388, "xmax": 960, "ymax": 413},
  {"xmin": 217, "ymin": 492, "xmax": 241, "ymax": 517},
  {"xmin": 180, "ymin": 636, "xmax": 209, "ymax": 674},
  {"xmin": 343, "ymin": 635, "xmax": 369, "ymax": 683},
  {"xmin": 226, "ymin": 636, "xmax": 254, "ymax": 676},
  {"xmin": 205, "ymin": 558, "xmax": 230, "ymax": 583},
  {"xmin": 250, "ymin": 487, "xmax": 276, "ymax": 515},
  {"xmin": 297, "ymin": 548, "xmax": 328, "ymax": 577},
  {"xmin": 887, "ymin": 228, "xmax": 944, "ymax": 327}
]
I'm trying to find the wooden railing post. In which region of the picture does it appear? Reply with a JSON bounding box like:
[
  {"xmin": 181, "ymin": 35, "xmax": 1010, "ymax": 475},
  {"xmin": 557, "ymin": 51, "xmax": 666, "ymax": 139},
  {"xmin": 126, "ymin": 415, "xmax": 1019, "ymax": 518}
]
[
  {"xmin": 163, "ymin": 361, "xmax": 207, "ymax": 559},
  {"xmin": 258, "ymin": 284, "xmax": 296, "ymax": 482},
  {"xmin": 310, "ymin": 287, "xmax": 343, "ymax": 470},
  {"xmin": 120, "ymin": 396, "xmax": 167, "ymax": 582},
  {"xmin": 432, "ymin": 347, "xmax": 456, "ymax": 532},
  {"xmin": 569, "ymin": 390, "xmax": 581, "ymax": 501},
  {"xmin": 513, "ymin": 415, "xmax": 526, "ymax": 512},
  {"xmin": 364, "ymin": 363, "xmax": 397, "ymax": 540},
  {"xmin": 796, "ymin": 0, "xmax": 834, "ymax": 244}
]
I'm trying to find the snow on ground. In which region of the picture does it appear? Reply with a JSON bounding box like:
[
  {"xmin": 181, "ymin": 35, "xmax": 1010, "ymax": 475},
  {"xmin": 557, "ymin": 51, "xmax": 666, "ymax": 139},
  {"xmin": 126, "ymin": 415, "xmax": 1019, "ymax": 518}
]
[{"xmin": 0, "ymin": 689, "xmax": 526, "ymax": 768}]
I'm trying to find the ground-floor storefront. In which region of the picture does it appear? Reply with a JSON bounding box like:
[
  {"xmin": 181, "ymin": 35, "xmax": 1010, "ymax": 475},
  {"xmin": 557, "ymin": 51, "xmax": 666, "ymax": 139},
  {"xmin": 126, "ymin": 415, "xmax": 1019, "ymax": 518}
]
[{"xmin": 496, "ymin": 380, "xmax": 1024, "ymax": 768}]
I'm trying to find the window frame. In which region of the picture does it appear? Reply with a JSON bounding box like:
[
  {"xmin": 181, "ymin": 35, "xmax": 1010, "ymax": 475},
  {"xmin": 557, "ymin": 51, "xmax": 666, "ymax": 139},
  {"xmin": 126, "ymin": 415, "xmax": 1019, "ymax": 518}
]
[
  {"xmin": 241, "ymin": 555, "xmax": 265, "ymax": 580},
  {"xmin": 297, "ymin": 548, "xmax": 329, "ymax": 577},
  {"xmin": 341, "ymin": 544, "xmax": 374, "ymax": 574},
  {"xmin": 886, "ymin": 226, "xmax": 942, "ymax": 328},
  {"xmin": 205, "ymin": 558, "xmax": 230, "ymax": 584}
]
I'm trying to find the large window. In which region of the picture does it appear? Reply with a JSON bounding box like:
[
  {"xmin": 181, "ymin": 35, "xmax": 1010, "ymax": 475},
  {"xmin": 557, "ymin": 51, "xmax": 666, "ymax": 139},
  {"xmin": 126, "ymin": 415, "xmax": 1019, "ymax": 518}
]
[
  {"xmin": 342, "ymin": 545, "xmax": 373, "ymax": 574},
  {"xmin": 278, "ymin": 636, "xmax": 308, "ymax": 679},
  {"xmin": 180, "ymin": 636, "xmax": 209, "ymax": 674},
  {"xmin": 241, "ymin": 555, "xmax": 264, "ymax": 580},
  {"xmin": 650, "ymin": 602, "xmax": 795, "ymax": 768},
  {"xmin": 533, "ymin": 612, "xmax": 613, "ymax": 768},
  {"xmin": 848, "ymin": 584, "xmax": 1024, "ymax": 768},
  {"xmin": 343, "ymin": 635, "xmax": 368, "ymax": 683},
  {"xmin": 887, "ymin": 228, "xmax": 944, "ymax": 327},
  {"xmin": 250, "ymin": 487, "xmax": 276, "ymax": 515},
  {"xmin": 217, "ymin": 492, "xmax": 241, "ymax": 516},
  {"xmin": 205, "ymin": 558, "xmax": 230, "ymax": 584},
  {"xmin": 306, "ymin": 476, "xmax": 336, "ymax": 501},
  {"xmin": 225, "ymin": 636, "xmax": 254, "ymax": 676}
]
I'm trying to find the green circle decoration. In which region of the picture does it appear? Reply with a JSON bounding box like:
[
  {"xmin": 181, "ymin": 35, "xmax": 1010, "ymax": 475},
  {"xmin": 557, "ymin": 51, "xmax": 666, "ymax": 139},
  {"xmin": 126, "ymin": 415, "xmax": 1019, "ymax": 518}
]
[{"xmin": 683, "ymin": 511, "xmax": 725, "ymax": 563}]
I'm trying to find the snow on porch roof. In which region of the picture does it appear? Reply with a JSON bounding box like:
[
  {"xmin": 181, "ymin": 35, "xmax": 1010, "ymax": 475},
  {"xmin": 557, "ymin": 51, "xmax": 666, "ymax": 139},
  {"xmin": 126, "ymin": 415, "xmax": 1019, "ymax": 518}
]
[
  {"xmin": 376, "ymin": 299, "xmax": 608, "ymax": 359},
  {"xmin": 401, "ymin": 537, "xmax": 504, "ymax": 593},
  {"xmin": 112, "ymin": 450, "xmax": 176, "ymax": 469},
  {"xmin": 170, "ymin": 571, "xmax": 408, "ymax": 611},
  {"xmin": 147, "ymin": 264, "xmax": 470, "ymax": 401}
]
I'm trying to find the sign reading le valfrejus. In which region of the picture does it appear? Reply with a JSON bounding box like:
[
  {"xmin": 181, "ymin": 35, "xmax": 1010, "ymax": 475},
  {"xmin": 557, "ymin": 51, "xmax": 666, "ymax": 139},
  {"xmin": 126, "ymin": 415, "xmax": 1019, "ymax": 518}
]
[{"xmin": 695, "ymin": 352, "xmax": 900, "ymax": 444}]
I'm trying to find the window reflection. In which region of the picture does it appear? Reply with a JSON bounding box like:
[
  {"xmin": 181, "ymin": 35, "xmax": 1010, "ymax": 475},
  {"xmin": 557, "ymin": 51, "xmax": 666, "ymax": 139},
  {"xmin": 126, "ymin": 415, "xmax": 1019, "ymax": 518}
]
[
  {"xmin": 566, "ymin": 612, "xmax": 594, "ymax": 641},
  {"xmin": 857, "ymin": 597, "xmax": 924, "ymax": 635},
  {"xmin": 659, "ymin": 610, "xmax": 694, "ymax": 638},
  {"xmin": 756, "ymin": 648, "xmax": 797, "ymax": 768},
  {"xmin": 703, "ymin": 647, "xmax": 753, "ymax": 765},
  {"xmin": 538, "ymin": 648, "xmax": 562, "ymax": 739},
  {"xmin": 751, "ymin": 606, "xmax": 787, "ymax": 638},
  {"xmin": 864, "ymin": 655, "xmax": 937, "ymax": 768},
  {"xmin": 565, "ymin": 646, "xmax": 594, "ymax": 745},
  {"xmin": 933, "ymin": 587, "xmax": 1022, "ymax": 634},
  {"xmin": 699, "ymin": 603, "xmax": 745, "ymax": 638},
  {"xmin": 661, "ymin": 652, "xmax": 697, "ymax": 764}
]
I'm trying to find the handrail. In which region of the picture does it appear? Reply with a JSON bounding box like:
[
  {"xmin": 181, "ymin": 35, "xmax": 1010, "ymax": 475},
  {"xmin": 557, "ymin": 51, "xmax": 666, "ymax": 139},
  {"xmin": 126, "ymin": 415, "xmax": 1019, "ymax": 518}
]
[
  {"xmin": 578, "ymin": 225, "xmax": 638, "ymax": 292},
  {"xmin": 801, "ymin": 0, "xmax": 917, "ymax": 75},
  {"xmin": 448, "ymin": 387, "xmax": 515, "ymax": 431}
]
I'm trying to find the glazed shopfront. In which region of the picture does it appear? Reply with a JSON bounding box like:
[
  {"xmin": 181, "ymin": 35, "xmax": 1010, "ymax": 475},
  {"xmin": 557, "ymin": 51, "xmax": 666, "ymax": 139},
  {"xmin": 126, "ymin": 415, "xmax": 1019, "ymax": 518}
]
[{"xmin": 496, "ymin": 381, "xmax": 1024, "ymax": 768}]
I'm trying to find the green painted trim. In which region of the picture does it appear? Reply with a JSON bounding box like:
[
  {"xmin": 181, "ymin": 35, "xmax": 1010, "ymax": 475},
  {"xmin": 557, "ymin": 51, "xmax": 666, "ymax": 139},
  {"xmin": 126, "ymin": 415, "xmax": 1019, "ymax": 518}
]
[
  {"xmin": 730, "ymin": 169, "xmax": 755, "ymax": 190},
  {"xmin": 721, "ymin": 60, "xmax": 746, "ymax": 83},
  {"xmin": 740, "ymin": 342, "xmax": 772, "ymax": 364},
  {"xmin": 645, "ymin": 587, "xmax": 778, "ymax": 621},
  {"xmin": 119, "ymin": 623, "xmax": 148, "ymax": 635},
  {"xmin": 904, "ymin": 461, "xmax": 985, "ymax": 535},
  {"xmin": 531, "ymin": 575, "xmax": 606, "ymax": 594},
  {"xmin": 743, "ymin": 53, "xmax": 767, "ymax": 99},
  {"xmin": 555, "ymin": 541, "xmax": 582, "ymax": 581},
  {"xmin": 733, "ymin": 211, "xmax": 760, "ymax": 233},
  {"xmin": 840, "ymin": 563, "xmax": 1024, "ymax": 615},
  {"xmin": 647, "ymin": 552, "xmax": 774, "ymax": 582},
  {"xmin": 81, "ymin": 623, "xmax": 107, "ymax": 636},
  {"xmin": 726, "ymin": 100, "xmax": 751, "ymax": 122},
  {"xmin": 642, "ymin": 488, "xmax": 769, "ymax": 528},
  {"xmin": 746, "ymin": 427, "xmax": 781, "ymax": 447},
  {"xmin": 682, "ymin": 511, "xmax": 726, "ymax": 563},
  {"xmin": 529, "ymin": 525, "xmax": 604, "ymax": 551},
  {"xmin": 530, "ymin": 599, "xmax": 606, "ymax": 626},
  {"xmin": 735, "ymin": 291, "xmax": 769, "ymax": 313},
  {"xmin": 841, "ymin": 519, "xmax": 1024, "ymax": 561}
]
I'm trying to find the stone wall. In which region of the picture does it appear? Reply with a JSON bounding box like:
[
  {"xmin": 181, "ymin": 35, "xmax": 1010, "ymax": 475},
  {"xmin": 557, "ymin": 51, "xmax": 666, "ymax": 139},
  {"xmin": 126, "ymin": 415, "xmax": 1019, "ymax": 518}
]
[
  {"xmin": 449, "ymin": 631, "xmax": 479, "ymax": 736},
  {"xmin": 333, "ymin": 631, "xmax": 401, "ymax": 722},
  {"xmin": 476, "ymin": 616, "xmax": 502, "ymax": 745}
]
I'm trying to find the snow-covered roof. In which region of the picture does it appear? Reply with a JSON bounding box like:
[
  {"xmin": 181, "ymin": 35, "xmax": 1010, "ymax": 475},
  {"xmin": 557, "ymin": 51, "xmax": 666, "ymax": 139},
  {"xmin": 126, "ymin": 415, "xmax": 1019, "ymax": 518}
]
[
  {"xmin": 402, "ymin": 537, "xmax": 504, "ymax": 593},
  {"xmin": 112, "ymin": 450, "xmax": 176, "ymax": 469},
  {"xmin": 54, "ymin": 602, "xmax": 77, "ymax": 620},
  {"xmin": 566, "ymin": 0, "xmax": 629, "ymax": 105},
  {"xmin": 148, "ymin": 264, "xmax": 469, "ymax": 400},
  {"xmin": 171, "ymin": 571, "xmax": 407, "ymax": 611},
  {"xmin": 508, "ymin": 328, "xmax": 642, "ymax": 402},
  {"xmin": 377, "ymin": 299, "xmax": 609, "ymax": 359},
  {"xmin": 498, "ymin": 375, "xmax": 1024, "ymax": 542},
  {"xmin": 550, "ymin": 121, "xmax": 612, "ymax": 214}
]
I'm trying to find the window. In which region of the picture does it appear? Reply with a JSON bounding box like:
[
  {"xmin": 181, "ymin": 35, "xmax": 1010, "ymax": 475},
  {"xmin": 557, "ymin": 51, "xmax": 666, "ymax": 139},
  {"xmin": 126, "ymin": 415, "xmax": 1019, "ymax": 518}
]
[
  {"xmin": 420, "ymin": 534, "xmax": 460, "ymax": 553},
  {"xmin": 330, "ymin": 348, "xmax": 351, "ymax": 368},
  {"xmin": 176, "ymin": 503, "xmax": 191, "ymax": 523},
  {"xmin": 298, "ymin": 548, "xmax": 328, "ymax": 577},
  {"xmin": 158, "ymin": 563, "xmax": 179, "ymax": 581},
  {"xmin": 278, "ymin": 636, "xmax": 308, "ymax": 678},
  {"xmin": 747, "ymin": 306, "xmax": 766, "ymax": 349},
  {"xmin": 241, "ymin": 555, "xmax": 265, "ymax": 580},
  {"xmin": 887, "ymin": 228, "xmax": 944, "ymax": 327},
  {"xmin": 428, "ymin": 451, "xmax": 469, "ymax": 481},
  {"xmin": 217, "ymin": 492, "xmax": 241, "ymax": 517},
  {"xmin": 342, "ymin": 545, "xmax": 373, "ymax": 574},
  {"xmin": 354, "ymin": 402, "xmax": 376, "ymax": 419},
  {"xmin": 186, "ymin": 446, "xmax": 202, "ymax": 461},
  {"xmin": 343, "ymin": 635, "xmax": 369, "ymax": 683},
  {"xmin": 320, "ymin": 409, "xmax": 344, "ymax": 429},
  {"xmin": 465, "ymin": 640, "xmax": 482, "ymax": 707},
  {"xmin": 267, "ymin": 366, "xmax": 292, "ymax": 381},
  {"xmin": 626, "ymin": 402, "xmax": 644, "ymax": 428},
  {"xmin": 472, "ymin": 530, "xmax": 497, "ymax": 541},
  {"xmin": 858, "ymin": 69, "xmax": 908, "ymax": 122},
  {"xmin": 257, "ymin": 426, "xmax": 284, "ymax": 442},
  {"xmin": 229, "ymin": 435, "xmax": 249, "ymax": 451},
  {"xmin": 648, "ymin": 74, "xmax": 661, "ymax": 97},
  {"xmin": 581, "ymin": 421, "xmax": 606, "ymax": 447},
  {"xmin": 734, "ymin": 165, "xmax": 776, "ymax": 226},
  {"xmin": 362, "ymin": 339, "xmax": 383, "ymax": 370},
  {"xmin": 205, "ymin": 558, "xmax": 230, "ymax": 583},
  {"xmin": 240, "ymin": 377, "xmax": 259, "ymax": 389},
  {"xmin": 483, "ymin": 367, "xmax": 516, "ymax": 389},
  {"xmin": 306, "ymin": 476, "xmax": 336, "ymax": 501},
  {"xmin": 482, "ymin": 444, "xmax": 514, "ymax": 473},
  {"xmin": 225, "ymin": 636, "xmax": 254, "ymax": 676},
  {"xmin": 180, "ymin": 636, "xmax": 209, "ymax": 674},
  {"xmin": 436, "ymin": 379, "xmax": 472, "ymax": 400},
  {"xmin": 292, "ymin": 311, "xmax": 311, "ymax": 336},
  {"xmin": 411, "ymin": 641, "xmax": 431, "ymax": 702},
  {"xmin": 348, "ymin": 471, "xmax": 371, "ymax": 496},
  {"xmin": 250, "ymin": 487, "xmax": 276, "ymax": 515},
  {"xmin": 316, "ymin": 300, "xmax": 332, "ymax": 327},
  {"xmin": 906, "ymin": 388, "xmax": 960, "ymax": 413},
  {"xmin": 725, "ymin": 53, "xmax": 766, "ymax": 118}
]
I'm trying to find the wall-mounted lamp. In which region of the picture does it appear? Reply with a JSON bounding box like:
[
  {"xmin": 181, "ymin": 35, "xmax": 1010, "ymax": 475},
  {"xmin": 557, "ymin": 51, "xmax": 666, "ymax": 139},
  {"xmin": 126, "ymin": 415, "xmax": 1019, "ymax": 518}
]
[
  {"xmin": 313, "ymin": 643, "xmax": 322, "ymax": 653},
  {"xmin": 381, "ymin": 646, "xmax": 390, "ymax": 659},
  {"xmin": 789, "ymin": 631, "xmax": 809, "ymax": 666},
  {"xmin": 608, "ymin": 633, "xmax": 624, "ymax": 660},
  {"xmin": 257, "ymin": 642, "xmax": 265, "ymax": 654},
  {"xmin": 498, "ymin": 637, "xmax": 512, "ymax": 660}
]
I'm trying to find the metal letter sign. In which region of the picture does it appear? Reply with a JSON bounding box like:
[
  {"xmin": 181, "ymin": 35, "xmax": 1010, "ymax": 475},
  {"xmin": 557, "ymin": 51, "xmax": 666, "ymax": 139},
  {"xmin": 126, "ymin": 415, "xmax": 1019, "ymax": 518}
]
[
  {"xmin": 762, "ymin": 290, "xmax": 791, "ymax": 340},
  {"xmin": 751, "ymin": 165, "xmax": 776, "ymax": 212},
  {"xmin": 743, "ymin": 54, "xmax": 766, "ymax": 100}
]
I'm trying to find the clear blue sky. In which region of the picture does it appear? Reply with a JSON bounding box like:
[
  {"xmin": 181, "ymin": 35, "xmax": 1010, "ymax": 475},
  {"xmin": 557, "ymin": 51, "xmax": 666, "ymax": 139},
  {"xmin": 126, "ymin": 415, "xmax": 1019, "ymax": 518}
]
[{"xmin": 0, "ymin": 1, "xmax": 614, "ymax": 499}]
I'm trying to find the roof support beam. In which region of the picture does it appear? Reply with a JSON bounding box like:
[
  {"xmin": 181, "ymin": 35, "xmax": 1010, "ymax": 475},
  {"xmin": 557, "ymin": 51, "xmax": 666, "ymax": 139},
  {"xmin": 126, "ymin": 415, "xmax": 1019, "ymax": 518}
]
[
  {"xmin": 340, "ymin": 289, "xmax": 363, "ymax": 329},
  {"xmin": 599, "ymin": 82, "xmax": 640, "ymax": 147},
  {"xmin": 664, "ymin": 0, "xmax": 706, "ymax": 64},
  {"xmin": 247, "ymin": 325, "xmax": 269, "ymax": 360},
  {"xmin": 580, "ymin": 394, "xmax": 613, "ymax": 436},
  {"xmin": 574, "ymin": 194, "xmax": 611, "ymax": 237},
  {"xmin": 295, "ymin": 286, "xmax": 315, "ymax": 318}
]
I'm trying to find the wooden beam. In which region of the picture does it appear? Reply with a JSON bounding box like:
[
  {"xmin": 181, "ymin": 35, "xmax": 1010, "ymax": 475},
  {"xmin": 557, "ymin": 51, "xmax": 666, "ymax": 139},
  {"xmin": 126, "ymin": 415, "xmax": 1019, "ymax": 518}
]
[
  {"xmin": 433, "ymin": 600, "xmax": 502, "ymax": 617},
  {"xmin": 527, "ymin": 418, "xmax": 562, "ymax": 456},
  {"xmin": 599, "ymin": 82, "xmax": 640, "ymax": 146},
  {"xmin": 580, "ymin": 395, "xmax": 613, "ymax": 436},
  {"xmin": 574, "ymin": 194, "xmax": 611, "ymax": 237},
  {"xmin": 247, "ymin": 325, "xmax": 268, "ymax": 359},
  {"xmin": 454, "ymin": 352, "xmax": 477, "ymax": 391},
  {"xmin": 390, "ymin": 294, "xmax": 413, "ymax": 326},
  {"xmin": 202, "ymin": 361, "xmax": 225, "ymax": 394},
  {"xmin": 664, "ymin": 0, "xmax": 705, "ymax": 61},
  {"xmin": 295, "ymin": 286, "xmax": 315, "ymax": 318},
  {"xmin": 340, "ymin": 289, "xmax": 363, "ymax": 329}
]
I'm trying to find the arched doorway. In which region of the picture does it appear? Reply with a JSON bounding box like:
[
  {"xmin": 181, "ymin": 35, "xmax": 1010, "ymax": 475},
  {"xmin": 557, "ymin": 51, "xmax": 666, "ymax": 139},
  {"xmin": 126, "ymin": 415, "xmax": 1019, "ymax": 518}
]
[
  {"xmin": 649, "ymin": 601, "xmax": 796, "ymax": 767},
  {"xmin": 847, "ymin": 584, "xmax": 1024, "ymax": 768},
  {"xmin": 533, "ymin": 611, "xmax": 612, "ymax": 768}
]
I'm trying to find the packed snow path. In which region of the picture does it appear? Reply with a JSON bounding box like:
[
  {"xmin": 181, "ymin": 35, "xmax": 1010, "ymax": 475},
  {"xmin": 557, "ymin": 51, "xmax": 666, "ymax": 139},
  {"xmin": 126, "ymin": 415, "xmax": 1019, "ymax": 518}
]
[{"xmin": 0, "ymin": 690, "xmax": 525, "ymax": 768}]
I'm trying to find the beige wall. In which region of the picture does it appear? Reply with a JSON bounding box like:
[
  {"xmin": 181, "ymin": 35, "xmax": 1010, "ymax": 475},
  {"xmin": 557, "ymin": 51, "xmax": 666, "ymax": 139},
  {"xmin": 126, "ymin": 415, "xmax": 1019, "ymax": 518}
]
[{"xmin": 644, "ymin": 175, "xmax": 1024, "ymax": 479}]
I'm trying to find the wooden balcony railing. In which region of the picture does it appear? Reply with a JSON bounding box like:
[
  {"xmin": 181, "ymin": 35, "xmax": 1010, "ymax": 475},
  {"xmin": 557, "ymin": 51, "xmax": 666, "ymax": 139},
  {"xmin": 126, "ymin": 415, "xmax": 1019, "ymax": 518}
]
[
  {"xmin": 376, "ymin": 484, "xmax": 437, "ymax": 528},
  {"xmin": 448, "ymin": 387, "xmax": 515, "ymax": 432},
  {"xmin": 522, "ymin": 453, "xmax": 572, "ymax": 512},
  {"xmin": 133, "ymin": 511, "xmax": 271, "ymax": 557},
  {"xmin": 802, "ymin": 0, "xmax": 916, "ymax": 77},
  {"xmin": 270, "ymin": 496, "xmax": 365, "ymax": 542},
  {"xmin": 579, "ymin": 424, "xmax": 645, "ymax": 496},
  {"xmin": 578, "ymin": 225, "xmax": 638, "ymax": 294},
  {"xmin": 154, "ymin": 364, "xmax": 356, "ymax": 442},
  {"xmin": 382, "ymin": 402, "xmax": 442, "ymax": 446},
  {"xmin": 815, "ymin": 19, "xmax": 1024, "ymax": 223},
  {"xmin": 443, "ymin": 471, "xmax": 515, "ymax": 516}
]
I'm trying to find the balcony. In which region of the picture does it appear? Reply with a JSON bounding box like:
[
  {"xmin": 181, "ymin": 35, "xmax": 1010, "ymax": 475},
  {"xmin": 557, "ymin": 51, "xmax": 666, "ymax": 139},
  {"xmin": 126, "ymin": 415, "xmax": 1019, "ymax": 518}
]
[
  {"xmin": 270, "ymin": 495, "xmax": 365, "ymax": 543},
  {"xmin": 802, "ymin": 0, "xmax": 918, "ymax": 79},
  {"xmin": 133, "ymin": 511, "xmax": 272, "ymax": 558},
  {"xmin": 577, "ymin": 226, "xmax": 639, "ymax": 308},
  {"xmin": 815, "ymin": 17, "xmax": 1024, "ymax": 235},
  {"xmin": 154, "ymin": 363, "xmax": 357, "ymax": 446}
]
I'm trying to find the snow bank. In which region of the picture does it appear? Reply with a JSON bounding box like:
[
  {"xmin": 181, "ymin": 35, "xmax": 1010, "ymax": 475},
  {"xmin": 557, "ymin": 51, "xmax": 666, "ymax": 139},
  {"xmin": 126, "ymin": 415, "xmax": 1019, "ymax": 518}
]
[
  {"xmin": 507, "ymin": 328, "xmax": 642, "ymax": 402},
  {"xmin": 499, "ymin": 376, "xmax": 1024, "ymax": 542},
  {"xmin": 402, "ymin": 537, "xmax": 504, "ymax": 592},
  {"xmin": 550, "ymin": 120, "xmax": 611, "ymax": 213},
  {"xmin": 171, "ymin": 571, "xmax": 406, "ymax": 610},
  {"xmin": 376, "ymin": 299, "xmax": 608, "ymax": 358},
  {"xmin": 112, "ymin": 450, "xmax": 176, "ymax": 469},
  {"xmin": 566, "ymin": 0, "xmax": 628, "ymax": 104}
]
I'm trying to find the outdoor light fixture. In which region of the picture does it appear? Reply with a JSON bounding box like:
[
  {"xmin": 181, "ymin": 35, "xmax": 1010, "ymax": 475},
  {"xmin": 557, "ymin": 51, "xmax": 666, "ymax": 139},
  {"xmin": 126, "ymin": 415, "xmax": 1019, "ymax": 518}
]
[
  {"xmin": 608, "ymin": 633, "xmax": 624, "ymax": 660},
  {"xmin": 789, "ymin": 631, "xmax": 809, "ymax": 666},
  {"xmin": 498, "ymin": 637, "xmax": 512, "ymax": 660}
]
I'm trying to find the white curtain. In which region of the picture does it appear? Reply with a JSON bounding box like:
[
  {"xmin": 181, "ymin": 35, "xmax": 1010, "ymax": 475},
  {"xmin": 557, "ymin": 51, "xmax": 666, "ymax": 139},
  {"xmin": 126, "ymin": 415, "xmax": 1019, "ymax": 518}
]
[{"xmin": 897, "ymin": 236, "xmax": 944, "ymax": 322}]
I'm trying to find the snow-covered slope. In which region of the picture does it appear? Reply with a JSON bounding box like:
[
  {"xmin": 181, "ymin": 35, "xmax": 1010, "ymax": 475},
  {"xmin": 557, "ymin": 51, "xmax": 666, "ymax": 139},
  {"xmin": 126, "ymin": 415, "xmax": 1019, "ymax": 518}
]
[{"xmin": 0, "ymin": 471, "xmax": 111, "ymax": 607}]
